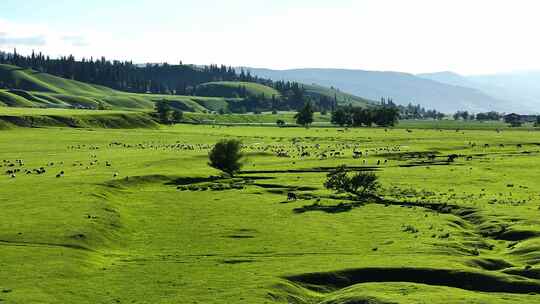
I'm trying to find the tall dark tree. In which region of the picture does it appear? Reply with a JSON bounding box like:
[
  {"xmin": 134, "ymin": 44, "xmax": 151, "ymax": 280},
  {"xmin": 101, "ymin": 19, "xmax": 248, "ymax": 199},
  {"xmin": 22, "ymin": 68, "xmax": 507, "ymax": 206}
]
[
  {"xmin": 295, "ymin": 101, "xmax": 314, "ymax": 128},
  {"xmin": 331, "ymin": 107, "xmax": 352, "ymax": 126}
]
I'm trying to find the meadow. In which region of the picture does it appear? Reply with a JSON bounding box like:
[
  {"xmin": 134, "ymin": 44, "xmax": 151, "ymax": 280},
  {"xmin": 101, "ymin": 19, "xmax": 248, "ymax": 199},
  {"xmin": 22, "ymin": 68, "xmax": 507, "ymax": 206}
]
[{"xmin": 1, "ymin": 122, "xmax": 540, "ymax": 303}]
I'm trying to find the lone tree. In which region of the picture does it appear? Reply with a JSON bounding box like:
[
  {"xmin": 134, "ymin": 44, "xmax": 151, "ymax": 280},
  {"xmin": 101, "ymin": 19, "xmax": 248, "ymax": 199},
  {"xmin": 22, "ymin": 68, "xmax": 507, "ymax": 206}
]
[
  {"xmin": 324, "ymin": 165, "xmax": 379, "ymax": 198},
  {"xmin": 208, "ymin": 139, "xmax": 244, "ymax": 177},
  {"xmin": 295, "ymin": 101, "xmax": 314, "ymax": 128}
]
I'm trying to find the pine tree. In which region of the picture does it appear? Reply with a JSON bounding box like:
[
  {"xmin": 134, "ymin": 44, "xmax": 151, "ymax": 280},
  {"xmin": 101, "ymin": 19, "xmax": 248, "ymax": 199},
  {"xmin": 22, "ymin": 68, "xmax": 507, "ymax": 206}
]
[{"xmin": 295, "ymin": 101, "xmax": 314, "ymax": 128}]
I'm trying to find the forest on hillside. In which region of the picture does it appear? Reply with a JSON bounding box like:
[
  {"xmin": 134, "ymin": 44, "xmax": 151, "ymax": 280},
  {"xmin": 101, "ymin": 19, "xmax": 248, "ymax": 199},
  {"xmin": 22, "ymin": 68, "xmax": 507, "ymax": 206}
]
[{"xmin": 0, "ymin": 50, "xmax": 338, "ymax": 112}]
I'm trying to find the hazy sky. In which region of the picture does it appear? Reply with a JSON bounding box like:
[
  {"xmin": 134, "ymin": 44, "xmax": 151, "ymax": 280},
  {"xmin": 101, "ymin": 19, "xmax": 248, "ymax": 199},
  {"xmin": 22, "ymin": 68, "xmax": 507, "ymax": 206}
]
[{"xmin": 1, "ymin": 0, "xmax": 539, "ymax": 74}]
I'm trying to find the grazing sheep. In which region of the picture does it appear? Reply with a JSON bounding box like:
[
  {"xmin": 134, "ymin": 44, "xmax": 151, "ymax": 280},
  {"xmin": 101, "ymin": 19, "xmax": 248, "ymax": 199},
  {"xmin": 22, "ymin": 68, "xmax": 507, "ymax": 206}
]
[{"xmin": 287, "ymin": 192, "xmax": 298, "ymax": 201}]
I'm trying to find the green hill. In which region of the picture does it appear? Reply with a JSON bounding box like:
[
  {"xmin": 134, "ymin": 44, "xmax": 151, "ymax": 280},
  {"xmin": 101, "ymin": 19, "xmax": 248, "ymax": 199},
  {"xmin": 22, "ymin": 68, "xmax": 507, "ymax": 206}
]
[
  {"xmin": 0, "ymin": 64, "xmax": 117, "ymax": 96},
  {"xmin": 0, "ymin": 64, "xmax": 240, "ymax": 112},
  {"xmin": 0, "ymin": 65, "xmax": 374, "ymax": 114},
  {"xmin": 302, "ymin": 83, "xmax": 372, "ymax": 107},
  {"xmin": 196, "ymin": 81, "xmax": 281, "ymax": 98}
]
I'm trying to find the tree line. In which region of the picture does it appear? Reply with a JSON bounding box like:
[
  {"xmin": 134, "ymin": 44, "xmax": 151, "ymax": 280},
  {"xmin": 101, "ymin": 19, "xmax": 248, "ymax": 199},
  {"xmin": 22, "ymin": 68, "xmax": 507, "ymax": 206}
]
[
  {"xmin": 292, "ymin": 101, "xmax": 400, "ymax": 128},
  {"xmin": 330, "ymin": 104, "xmax": 400, "ymax": 127}
]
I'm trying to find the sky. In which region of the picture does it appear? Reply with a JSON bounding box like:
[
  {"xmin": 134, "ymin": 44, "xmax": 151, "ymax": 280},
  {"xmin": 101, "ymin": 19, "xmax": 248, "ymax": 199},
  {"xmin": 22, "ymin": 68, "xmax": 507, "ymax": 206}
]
[{"xmin": 1, "ymin": 0, "xmax": 540, "ymax": 75}]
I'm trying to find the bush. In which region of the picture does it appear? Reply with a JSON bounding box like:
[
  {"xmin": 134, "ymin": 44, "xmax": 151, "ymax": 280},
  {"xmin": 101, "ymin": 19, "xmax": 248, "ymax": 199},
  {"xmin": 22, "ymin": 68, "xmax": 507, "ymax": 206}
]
[
  {"xmin": 172, "ymin": 110, "xmax": 183, "ymax": 123},
  {"xmin": 208, "ymin": 139, "xmax": 244, "ymax": 177},
  {"xmin": 324, "ymin": 165, "xmax": 379, "ymax": 197}
]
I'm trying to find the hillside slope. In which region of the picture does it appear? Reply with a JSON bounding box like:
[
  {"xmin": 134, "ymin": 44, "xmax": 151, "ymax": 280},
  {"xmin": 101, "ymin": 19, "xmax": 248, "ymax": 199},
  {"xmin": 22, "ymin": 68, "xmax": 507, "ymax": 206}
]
[
  {"xmin": 0, "ymin": 64, "xmax": 374, "ymax": 113},
  {"xmin": 196, "ymin": 81, "xmax": 281, "ymax": 98},
  {"xmin": 302, "ymin": 83, "xmax": 371, "ymax": 107},
  {"xmin": 247, "ymin": 68, "xmax": 512, "ymax": 113},
  {"xmin": 0, "ymin": 64, "xmax": 117, "ymax": 96},
  {"xmin": 0, "ymin": 64, "xmax": 241, "ymax": 112}
]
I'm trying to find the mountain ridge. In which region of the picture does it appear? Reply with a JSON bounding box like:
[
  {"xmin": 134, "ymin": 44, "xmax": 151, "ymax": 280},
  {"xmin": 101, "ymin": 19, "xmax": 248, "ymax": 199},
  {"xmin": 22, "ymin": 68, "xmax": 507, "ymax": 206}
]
[{"xmin": 246, "ymin": 67, "xmax": 536, "ymax": 113}]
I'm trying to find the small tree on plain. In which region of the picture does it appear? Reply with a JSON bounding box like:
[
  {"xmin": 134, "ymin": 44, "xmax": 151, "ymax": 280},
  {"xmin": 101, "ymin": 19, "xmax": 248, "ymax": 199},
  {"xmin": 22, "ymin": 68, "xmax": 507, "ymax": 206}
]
[
  {"xmin": 324, "ymin": 165, "xmax": 379, "ymax": 198},
  {"xmin": 276, "ymin": 119, "xmax": 286, "ymax": 127},
  {"xmin": 295, "ymin": 101, "xmax": 314, "ymax": 128},
  {"xmin": 208, "ymin": 139, "xmax": 244, "ymax": 177}
]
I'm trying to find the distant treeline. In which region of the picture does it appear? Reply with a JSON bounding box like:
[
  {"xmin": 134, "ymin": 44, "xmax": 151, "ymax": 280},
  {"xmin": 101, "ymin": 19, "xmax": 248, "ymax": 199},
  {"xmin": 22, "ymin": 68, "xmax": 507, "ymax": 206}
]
[
  {"xmin": 453, "ymin": 111, "xmax": 503, "ymax": 121},
  {"xmin": 0, "ymin": 50, "xmax": 337, "ymax": 112},
  {"xmin": 396, "ymin": 101, "xmax": 445, "ymax": 120},
  {"xmin": 330, "ymin": 100, "xmax": 400, "ymax": 127}
]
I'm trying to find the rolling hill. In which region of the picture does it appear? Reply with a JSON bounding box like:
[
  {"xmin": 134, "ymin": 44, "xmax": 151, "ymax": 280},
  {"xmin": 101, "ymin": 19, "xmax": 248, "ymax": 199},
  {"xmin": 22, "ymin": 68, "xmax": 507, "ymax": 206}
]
[
  {"xmin": 246, "ymin": 67, "xmax": 514, "ymax": 113},
  {"xmin": 195, "ymin": 81, "xmax": 281, "ymax": 98},
  {"xmin": 0, "ymin": 64, "xmax": 374, "ymax": 113},
  {"xmin": 302, "ymin": 83, "xmax": 371, "ymax": 107},
  {"xmin": 0, "ymin": 64, "xmax": 243, "ymax": 112}
]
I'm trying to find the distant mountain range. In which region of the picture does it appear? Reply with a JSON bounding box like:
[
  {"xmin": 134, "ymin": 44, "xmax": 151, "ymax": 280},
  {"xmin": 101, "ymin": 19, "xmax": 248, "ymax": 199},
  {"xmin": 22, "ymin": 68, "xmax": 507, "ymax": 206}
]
[
  {"xmin": 246, "ymin": 68, "xmax": 540, "ymax": 113},
  {"xmin": 419, "ymin": 71, "xmax": 540, "ymax": 113}
]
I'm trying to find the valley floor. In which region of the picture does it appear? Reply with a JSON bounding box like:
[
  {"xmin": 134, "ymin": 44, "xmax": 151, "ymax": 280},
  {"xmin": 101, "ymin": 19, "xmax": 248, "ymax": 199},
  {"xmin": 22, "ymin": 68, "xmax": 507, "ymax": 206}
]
[{"xmin": 1, "ymin": 125, "xmax": 540, "ymax": 303}]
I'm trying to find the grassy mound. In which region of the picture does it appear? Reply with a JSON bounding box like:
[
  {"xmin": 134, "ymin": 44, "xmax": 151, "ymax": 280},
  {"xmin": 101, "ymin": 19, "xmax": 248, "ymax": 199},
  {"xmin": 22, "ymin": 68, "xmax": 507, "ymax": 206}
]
[
  {"xmin": 0, "ymin": 64, "xmax": 244, "ymax": 112},
  {"xmin": 196, "ymin": 81, "xmax": 281, "ymax": 98},
  {"xmin": 0, "ymin": 64, "xmax": 117, "ymax": 96},
  {"xmin": 283, "ymin": 267, "xmax": 540, "ymax": 293},
  {"xmin": 0, "ymin": 109, "xmax": 158, "ymax": 129}
]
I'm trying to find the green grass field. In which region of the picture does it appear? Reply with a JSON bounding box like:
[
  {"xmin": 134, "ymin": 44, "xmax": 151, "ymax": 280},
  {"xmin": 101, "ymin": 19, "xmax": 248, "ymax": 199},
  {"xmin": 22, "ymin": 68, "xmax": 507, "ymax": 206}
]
[
  {"xmin": 1, "ymin": 122, "xmax": 540, "ymax": 303},
  {"xmin": 196, "ymin": 81, "xmax": 282, "ymax": 98}
]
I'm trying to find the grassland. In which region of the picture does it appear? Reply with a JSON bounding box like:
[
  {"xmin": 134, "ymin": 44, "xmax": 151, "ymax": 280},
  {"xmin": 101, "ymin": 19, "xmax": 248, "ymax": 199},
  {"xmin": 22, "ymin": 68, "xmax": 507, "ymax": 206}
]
[
  {"xmin": 0, "ymin": 64, "xmax": 244, "ymax": 112},
  {"xmin": 197, "ymin": 81, "xmax": 282, "ymax": 98},
  {"xmin": 0, "ymin": 65, "xmax": 376, "ymax": 116},
  {"xmin": 1, "ymin": 122, "xmax": 540, "ymax": 303}
]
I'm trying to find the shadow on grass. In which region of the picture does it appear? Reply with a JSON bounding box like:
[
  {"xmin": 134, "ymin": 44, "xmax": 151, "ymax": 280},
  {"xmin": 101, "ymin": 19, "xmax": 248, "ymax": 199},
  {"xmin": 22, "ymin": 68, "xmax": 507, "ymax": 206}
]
[{"xmin": 283, "ymin": 266, "xmax": 540, "ymax": 294}]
